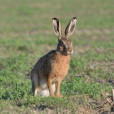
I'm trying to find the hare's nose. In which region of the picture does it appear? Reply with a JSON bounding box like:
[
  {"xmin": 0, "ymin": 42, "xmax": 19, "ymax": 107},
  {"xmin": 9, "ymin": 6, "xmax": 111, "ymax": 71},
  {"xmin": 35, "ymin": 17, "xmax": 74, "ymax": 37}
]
[{"xmin": 68, "ymin": 48, "xmax": 73, "ymax": 52}]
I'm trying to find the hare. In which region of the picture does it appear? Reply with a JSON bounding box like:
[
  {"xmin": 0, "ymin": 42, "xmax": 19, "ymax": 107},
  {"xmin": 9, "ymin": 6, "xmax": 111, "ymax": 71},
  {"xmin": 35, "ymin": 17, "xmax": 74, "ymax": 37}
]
[{"xmin": 31, "ymin": 17, "xmax": 77, "ymax": 97}]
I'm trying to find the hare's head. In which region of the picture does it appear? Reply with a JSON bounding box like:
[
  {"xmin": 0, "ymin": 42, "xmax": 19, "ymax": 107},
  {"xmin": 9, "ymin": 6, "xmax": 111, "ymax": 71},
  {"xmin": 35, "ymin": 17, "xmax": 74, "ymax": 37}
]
[{"xmin": 52, "ymin": 17, "xmax": 77, "ymax": 55}]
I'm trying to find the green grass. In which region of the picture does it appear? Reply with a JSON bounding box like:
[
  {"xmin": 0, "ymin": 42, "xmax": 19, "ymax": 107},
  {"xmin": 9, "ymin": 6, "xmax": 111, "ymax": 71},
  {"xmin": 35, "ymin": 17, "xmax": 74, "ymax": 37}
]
[{"xmin": 0, "ymin": 0, "xmax": 114, "ymax": 113}]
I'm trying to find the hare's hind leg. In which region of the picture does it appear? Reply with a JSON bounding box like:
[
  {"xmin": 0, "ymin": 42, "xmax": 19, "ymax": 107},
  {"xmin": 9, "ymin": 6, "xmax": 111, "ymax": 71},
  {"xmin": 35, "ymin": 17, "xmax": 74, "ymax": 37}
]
[
  {"xmin": 32, "ymin": 73, "xmax": 41, "ymax": 96},
  {"xmin": 32, "ymin": 81, "xmax": 38, "ymax": 96}
]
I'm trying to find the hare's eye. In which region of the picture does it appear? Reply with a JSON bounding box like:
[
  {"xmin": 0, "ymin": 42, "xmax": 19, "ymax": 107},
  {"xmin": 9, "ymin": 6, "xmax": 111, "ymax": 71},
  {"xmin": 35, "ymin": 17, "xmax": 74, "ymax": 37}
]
[{"xmin": 60, "ymin": 41, "xmax": 64, "ymax": 45}]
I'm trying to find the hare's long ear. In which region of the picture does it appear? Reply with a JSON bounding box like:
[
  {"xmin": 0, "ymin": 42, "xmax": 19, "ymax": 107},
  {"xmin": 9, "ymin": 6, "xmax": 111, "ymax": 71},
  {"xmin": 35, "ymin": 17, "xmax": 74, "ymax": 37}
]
[
  {"xmin": 65, "ymin": 17, "xmax": 77, "ymax": 39},
  {"xmin": 52, "ymin": 18, "xmax": 62, "ymax": 39}
]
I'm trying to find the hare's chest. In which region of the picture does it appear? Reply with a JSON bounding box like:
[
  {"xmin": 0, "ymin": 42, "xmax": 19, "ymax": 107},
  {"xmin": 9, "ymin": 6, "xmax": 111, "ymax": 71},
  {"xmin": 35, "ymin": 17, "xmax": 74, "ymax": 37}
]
[
  {"xmin": 57, "ymin": 61, "xmax": 69, "ymax": 76},
  {"xmin": 50, "ymin": 56, "xmax": 70, "ymax": 79}
]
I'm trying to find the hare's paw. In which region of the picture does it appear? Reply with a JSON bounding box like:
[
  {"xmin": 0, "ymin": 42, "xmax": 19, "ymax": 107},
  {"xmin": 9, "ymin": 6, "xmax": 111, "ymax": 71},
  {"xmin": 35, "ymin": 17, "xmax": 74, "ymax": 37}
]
[
  {"xmin": 56, "ymin": 94, "xmax": 63, "ymax": 98},
  {"xmin": 50, "ymin": 94, "xmax": 55, "ymax": 97}
]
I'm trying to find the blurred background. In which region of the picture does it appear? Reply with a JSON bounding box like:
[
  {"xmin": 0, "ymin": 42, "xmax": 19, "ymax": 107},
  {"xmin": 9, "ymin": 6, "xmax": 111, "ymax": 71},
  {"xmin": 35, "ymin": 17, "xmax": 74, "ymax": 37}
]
[
  {"xmin": 0, "ymin": 0, "xmax": 114, "ymax": 113},
  {"xmin": 0, "ymin": 0, "xmax": 113, "ymax": 56}
]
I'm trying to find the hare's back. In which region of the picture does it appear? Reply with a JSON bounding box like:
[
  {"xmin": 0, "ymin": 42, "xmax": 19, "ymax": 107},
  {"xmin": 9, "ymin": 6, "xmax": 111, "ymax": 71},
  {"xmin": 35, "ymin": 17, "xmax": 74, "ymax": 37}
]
[{"xmin": 33, "ymin": 50, "xmax": 56, "ymax": 72}]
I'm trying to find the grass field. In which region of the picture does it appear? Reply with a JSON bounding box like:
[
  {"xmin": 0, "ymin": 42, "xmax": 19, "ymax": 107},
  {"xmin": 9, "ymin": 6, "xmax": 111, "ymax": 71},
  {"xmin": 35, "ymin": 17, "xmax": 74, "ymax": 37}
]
[{"xmin": 0, "ymin": 0, "xmax": 114, "ymax": 113}]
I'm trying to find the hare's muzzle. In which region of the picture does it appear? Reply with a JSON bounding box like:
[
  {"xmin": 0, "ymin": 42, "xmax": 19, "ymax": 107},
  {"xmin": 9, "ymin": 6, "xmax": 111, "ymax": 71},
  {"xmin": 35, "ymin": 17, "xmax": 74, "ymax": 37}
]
[{"xmin": 67, "ymin": 50, "xmax": 73, "ymax": 55}]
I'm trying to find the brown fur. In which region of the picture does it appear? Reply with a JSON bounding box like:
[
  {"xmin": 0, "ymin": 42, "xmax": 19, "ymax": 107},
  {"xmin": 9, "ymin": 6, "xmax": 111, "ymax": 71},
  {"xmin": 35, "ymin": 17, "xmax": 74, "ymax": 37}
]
[{"xmin": 31, "ymin": 17, "xmax": 77, "ymax": 97}]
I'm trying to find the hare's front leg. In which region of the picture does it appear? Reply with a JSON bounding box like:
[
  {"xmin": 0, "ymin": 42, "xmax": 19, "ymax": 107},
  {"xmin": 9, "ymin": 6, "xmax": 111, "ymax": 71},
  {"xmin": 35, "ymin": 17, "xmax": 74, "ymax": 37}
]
[
  {"xmin": 55, "ymin": 78, "xmax": 63, "ymax": 98},
  {"xmin": 48, "ymin": 79, "xmax": 55, "ymax": 97}
]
